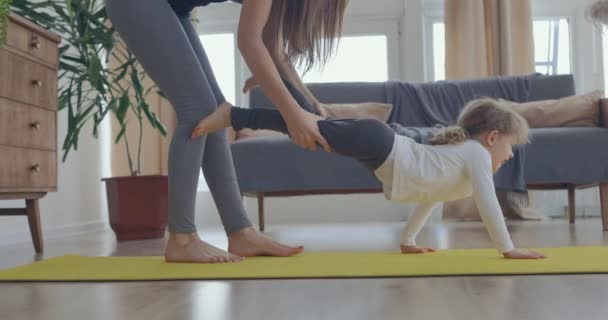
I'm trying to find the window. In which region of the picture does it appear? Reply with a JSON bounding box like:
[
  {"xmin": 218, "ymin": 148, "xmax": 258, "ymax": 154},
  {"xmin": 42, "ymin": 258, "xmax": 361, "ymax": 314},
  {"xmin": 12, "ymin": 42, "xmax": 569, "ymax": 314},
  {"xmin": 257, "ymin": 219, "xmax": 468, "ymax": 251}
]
[
  {"xmin": 298, "ymin": 35, "xmax": 389, "ymax": 83},
  {"xmin": 533, "ymin": 18, "xmax": 571, "ymax": 75},
  {"xmin": 429, "ymin": 18, "xmax": 572, "ymax": 81},
  {"xmin": 197, "ymin": 33, "xmax": 236, "ymax": 192},
  {"xmin": 432, "ymin": 22, "xmax": 446, "ymax": 81},
  {"xmin": 198, "ymin": 34, "xmax": 236, "ymax": 103}
]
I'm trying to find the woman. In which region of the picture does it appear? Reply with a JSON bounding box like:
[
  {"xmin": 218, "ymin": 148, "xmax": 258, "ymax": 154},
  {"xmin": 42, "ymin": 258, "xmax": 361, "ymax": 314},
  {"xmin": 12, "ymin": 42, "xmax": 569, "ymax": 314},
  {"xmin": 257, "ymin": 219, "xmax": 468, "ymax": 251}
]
[{"xmin": 104, "ymin": 0, "xmax": 348, "ymax": 263}]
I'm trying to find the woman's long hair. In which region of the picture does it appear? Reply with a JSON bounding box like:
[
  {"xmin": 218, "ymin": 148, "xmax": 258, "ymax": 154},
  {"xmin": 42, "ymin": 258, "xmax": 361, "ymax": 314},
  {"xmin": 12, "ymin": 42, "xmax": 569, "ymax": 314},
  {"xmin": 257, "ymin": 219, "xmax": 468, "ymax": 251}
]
[{"xmin": 266, "ymin": 0, "xmax": 348, "ymax": 74}]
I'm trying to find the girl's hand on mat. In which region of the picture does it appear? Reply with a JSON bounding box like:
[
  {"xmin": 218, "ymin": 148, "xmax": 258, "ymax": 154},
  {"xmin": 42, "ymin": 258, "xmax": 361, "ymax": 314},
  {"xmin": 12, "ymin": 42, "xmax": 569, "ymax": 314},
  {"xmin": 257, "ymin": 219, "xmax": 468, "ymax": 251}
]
[
  {"xmin": 503, "ymin": 249, "xmax": 546, "ymax": 259},
  {"xmin": 284, "ymin": 110, "xmax": 331, "ymax": 152},
  {"xmin": 400, "ymin": 245, "xmax": 436, "ymax": 254}
]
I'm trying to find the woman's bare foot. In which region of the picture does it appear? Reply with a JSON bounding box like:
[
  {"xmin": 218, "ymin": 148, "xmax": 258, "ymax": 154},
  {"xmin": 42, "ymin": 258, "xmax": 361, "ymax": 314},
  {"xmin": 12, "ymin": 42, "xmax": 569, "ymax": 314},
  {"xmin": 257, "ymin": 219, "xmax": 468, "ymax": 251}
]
[
  {"xmin": 165, "ymin": 232, "xmax": 243, "ymax": 263},
  {"xmin": 400, "ymin": 244, "xmax": 436, "ymax": 254},
  {"xmin": 191, "ymin": 102, "xmax": 232, "ymax": 139},
  {"xmin": 227, "ymin": 227, "xmax": 304, "ymax": 257}
]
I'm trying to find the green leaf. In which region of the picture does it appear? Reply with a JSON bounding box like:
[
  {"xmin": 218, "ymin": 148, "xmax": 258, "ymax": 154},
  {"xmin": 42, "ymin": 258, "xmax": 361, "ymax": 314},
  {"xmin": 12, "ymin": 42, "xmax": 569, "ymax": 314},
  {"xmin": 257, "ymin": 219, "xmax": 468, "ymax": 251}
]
[
  {"xmin": 139, "ymin": 100, "xmax": 157, "ymax": 129},
  {"xmin": 87, "ymin": 51, "xmax": 102, "ymax": 89},
  {"xmin": 115, "ymin": 121, "xmax": 127, "ymax": 144},
  {"xmin": 116, "ymin": 93, "xmax": 130, "ymax": 123},
  {"xmin": 62, "ymin": 55, "xmax": 85, "ymax": 64},
  {"xmin": 157, "ymin": 90, "xmax": 167, "ymax": 99},
  {"xmin": 130, "ymin": 68, "xmax": 143, "ymax": 98},
  {"xmin": 59, "ymin": 61, "xmax": 80, "ymax": 73}
]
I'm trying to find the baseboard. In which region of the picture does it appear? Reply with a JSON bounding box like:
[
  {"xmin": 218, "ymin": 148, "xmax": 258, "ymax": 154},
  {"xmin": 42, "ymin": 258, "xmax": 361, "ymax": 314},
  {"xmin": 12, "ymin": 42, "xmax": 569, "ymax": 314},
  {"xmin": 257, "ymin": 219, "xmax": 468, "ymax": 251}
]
[{"xmin": 0, "ymin": 220, "xmax": 110, "ymax": 247}]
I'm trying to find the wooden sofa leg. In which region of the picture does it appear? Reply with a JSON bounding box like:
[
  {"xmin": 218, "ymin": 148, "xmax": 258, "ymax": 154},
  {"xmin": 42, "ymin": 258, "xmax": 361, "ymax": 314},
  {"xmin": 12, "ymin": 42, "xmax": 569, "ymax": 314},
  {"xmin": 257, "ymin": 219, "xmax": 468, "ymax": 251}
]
[
  {"xmin": 568, "ymin": 185, "xmax": 576, "ymax": 224},
  {"xmin": 600, "ymin": 183, "xmax": 608, "ymax": 231},
  {"xmin": 257, "ymin": 193, "xmax": 265, "ymax": 232}
]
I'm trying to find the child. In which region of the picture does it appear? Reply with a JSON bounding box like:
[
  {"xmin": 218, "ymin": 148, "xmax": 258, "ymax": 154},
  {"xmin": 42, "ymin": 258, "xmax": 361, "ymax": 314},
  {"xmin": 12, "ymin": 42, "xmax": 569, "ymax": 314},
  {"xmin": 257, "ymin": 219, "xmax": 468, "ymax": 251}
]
[{"xmin": 191, "ymin": 98, "xmax": 546, "ymax": 259}]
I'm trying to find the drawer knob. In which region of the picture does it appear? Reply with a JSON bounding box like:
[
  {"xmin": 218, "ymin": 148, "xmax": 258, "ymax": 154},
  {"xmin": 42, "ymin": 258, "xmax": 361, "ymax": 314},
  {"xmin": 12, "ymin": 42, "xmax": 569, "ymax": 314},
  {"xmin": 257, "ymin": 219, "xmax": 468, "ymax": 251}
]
[
  {"xmin": 30, "ymin": 121, "xmax": 41, "ymax": 130},
  {"xmin": 31, "ymin": 35, "xmax": 41, "ymax": 49},
  {"xmin": 32, "ymin": 80, "xmax": 43, "ymax": 87},
  {"xmin": 30, "ymin": 164, "xmax": 41, "ymax": 173}
]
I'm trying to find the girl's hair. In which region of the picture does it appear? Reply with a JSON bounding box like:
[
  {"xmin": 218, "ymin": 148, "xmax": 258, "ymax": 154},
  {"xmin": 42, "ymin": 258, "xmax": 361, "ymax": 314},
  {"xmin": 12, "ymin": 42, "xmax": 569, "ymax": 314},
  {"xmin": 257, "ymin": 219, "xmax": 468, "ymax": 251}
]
[
  {"xmin": 428, "ymin": 98, "xmax": 530, "ymax": 146},
  {"xmin": 266, "ymin": 0, "xmax": 348, "ymax": 74}
]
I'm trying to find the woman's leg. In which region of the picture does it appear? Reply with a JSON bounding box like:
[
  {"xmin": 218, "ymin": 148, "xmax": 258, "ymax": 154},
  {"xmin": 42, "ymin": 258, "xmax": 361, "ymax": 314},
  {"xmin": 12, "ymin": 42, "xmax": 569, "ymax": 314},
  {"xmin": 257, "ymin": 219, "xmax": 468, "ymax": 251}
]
[
  {"xmin": 105, "ymin": 0, "xmax": 301, "ymax": 262},
  {"xmin": 179, "ymin": 18, "xmax": 304, "ymax": 258},
  {"xmin": 179, "ymin": 17, "xmax": 251, "ymax": 235}
]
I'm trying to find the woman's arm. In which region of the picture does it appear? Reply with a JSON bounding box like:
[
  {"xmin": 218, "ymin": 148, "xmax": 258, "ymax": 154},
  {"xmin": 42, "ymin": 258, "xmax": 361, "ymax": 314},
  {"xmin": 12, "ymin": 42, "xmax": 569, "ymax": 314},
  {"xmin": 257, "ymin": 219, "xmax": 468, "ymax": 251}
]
[
  {"xmin": 275, "ymin": 58, "xmax": 326, "ymax": 115},
  {"xmin": 238, "ymin": 0, "xmax": 329, "ymax": 151},
  {"xmin": 261, "ymin": 15, "xmax": 326, "ymax": 117}
]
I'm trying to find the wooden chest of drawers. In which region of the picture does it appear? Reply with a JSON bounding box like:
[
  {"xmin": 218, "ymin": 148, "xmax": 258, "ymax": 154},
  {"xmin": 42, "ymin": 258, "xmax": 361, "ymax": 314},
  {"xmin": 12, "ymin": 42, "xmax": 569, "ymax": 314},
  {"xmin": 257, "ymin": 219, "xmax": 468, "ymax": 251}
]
[{"xmin": 0, "ymin": 13, "xmax": 61, "ymax": 253}]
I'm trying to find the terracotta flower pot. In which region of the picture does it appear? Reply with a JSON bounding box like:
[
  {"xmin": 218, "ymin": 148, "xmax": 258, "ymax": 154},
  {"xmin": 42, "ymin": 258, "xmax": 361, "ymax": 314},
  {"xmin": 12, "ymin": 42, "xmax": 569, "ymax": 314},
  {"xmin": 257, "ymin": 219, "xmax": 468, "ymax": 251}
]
[{"xmin": 102, "ymin": 175, "xmax": 168, "ymax": 241}]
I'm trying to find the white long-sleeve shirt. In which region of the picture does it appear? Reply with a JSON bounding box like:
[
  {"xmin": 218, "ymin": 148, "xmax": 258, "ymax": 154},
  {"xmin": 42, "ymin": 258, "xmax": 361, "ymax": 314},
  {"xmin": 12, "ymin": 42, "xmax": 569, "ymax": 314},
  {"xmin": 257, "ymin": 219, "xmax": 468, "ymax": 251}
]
[{"xmin": 374, "ymin": 134, "xmax": 515, "ymax": 253}]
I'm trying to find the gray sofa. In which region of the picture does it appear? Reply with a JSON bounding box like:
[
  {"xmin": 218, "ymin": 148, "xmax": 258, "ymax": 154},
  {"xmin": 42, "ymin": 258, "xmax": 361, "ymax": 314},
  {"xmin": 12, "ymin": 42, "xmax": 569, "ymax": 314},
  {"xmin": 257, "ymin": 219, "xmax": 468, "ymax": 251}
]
[{"xmin": 231, "ymin": 74, "xmax": 608, "ymax": 231}]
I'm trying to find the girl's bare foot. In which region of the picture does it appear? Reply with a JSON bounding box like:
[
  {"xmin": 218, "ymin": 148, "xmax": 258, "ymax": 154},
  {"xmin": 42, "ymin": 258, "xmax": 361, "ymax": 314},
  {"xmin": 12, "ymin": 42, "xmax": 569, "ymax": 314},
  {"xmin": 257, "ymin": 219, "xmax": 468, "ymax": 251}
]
[
  {"xmin": 227, "ymin": 227, "xmax": 304, "ymax": 257},
  {"xmin": 191, "ymin": 102, "xmax": 232, "ymax": 139},
  {"xmin": 165, "ymin": 232, "xmax": 243, "ymax": 263}
]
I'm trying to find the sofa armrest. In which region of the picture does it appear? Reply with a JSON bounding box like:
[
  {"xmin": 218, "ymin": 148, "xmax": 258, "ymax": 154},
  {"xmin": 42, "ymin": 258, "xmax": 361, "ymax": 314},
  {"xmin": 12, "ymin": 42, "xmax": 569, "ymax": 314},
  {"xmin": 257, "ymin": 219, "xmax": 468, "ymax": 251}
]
[{"xmin": 601, "ymin": 98, "xmax": 608, "ymax": 128}]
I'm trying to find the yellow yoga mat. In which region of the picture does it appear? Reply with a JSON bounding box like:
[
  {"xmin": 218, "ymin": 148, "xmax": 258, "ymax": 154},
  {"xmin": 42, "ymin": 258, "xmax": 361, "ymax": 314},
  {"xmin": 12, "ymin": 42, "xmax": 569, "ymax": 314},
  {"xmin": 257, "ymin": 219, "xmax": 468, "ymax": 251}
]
[{"xmin": 1, "ymin": 247, "xmax": 607, "ymax": 282}]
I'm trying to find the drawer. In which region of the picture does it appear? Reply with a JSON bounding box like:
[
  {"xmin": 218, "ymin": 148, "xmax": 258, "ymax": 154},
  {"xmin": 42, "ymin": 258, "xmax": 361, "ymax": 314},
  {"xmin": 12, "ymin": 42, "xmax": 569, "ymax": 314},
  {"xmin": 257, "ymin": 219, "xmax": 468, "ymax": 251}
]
[
  {"xmin": 0, "ymin": 49, "xmax": 58, "ymax": 110},
  {"xmin": 5, "ymin": 15, "xmax": 60, "ymax": 69},
  {"xmin": 0, "ymin": 97, "xmax": 56, "ymax": 151},
  {"xmin": 0, "ymin": 145, "xmax": 57, "ymax": 189}
]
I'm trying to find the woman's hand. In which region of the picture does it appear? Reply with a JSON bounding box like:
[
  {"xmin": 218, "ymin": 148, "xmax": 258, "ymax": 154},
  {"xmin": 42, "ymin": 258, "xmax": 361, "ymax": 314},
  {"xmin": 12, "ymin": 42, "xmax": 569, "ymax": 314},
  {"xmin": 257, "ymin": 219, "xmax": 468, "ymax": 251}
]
[
  {"xmin": 283, "ymin": 110, "xmax": 331, "ymax": 152},
  {"xmin": 400, "ymin": 244, "xmax": 436, "ymax": 254},
  {"xmin": 503, "ymin": 249, "xmax": 546, "ymax": 259}
]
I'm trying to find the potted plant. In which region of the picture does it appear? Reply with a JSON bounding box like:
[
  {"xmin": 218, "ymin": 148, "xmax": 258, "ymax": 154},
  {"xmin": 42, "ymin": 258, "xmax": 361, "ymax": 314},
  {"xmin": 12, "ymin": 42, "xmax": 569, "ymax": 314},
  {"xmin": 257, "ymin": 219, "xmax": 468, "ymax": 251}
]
[
  {"xmin": 9, "ymin": 0, "xmax": 170, "ymax": 241},
  {"xmin": 0, "ymin": 0, "xmax": 11, "ymax": 48}
]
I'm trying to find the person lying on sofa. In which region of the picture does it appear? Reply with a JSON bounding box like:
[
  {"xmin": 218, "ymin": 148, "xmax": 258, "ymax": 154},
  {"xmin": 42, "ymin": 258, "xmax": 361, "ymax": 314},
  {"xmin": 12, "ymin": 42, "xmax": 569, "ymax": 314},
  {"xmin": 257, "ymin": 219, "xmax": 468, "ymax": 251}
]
[{"xmin": 191, "ymin": 96, "xmax": 547, "ymax": 259}]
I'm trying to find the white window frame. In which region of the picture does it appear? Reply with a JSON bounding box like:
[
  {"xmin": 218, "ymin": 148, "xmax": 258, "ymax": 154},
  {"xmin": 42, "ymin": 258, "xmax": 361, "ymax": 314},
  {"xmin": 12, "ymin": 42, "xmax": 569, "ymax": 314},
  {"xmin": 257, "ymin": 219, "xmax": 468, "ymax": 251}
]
[
  {"xmin": 423, "ymin": 13, "xmax": 444, "ymax": 82},
  {"xmin": 532, "ymin": 15, "xmax": 574, "ymax": 76}
]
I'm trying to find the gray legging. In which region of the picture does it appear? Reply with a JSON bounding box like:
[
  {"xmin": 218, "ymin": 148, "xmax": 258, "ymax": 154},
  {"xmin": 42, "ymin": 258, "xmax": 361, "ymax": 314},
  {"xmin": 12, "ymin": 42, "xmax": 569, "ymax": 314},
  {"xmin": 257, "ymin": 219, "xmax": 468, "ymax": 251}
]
[{"xmin": 105, "ymin": 0, "xmax": 251, "ymax": 234}]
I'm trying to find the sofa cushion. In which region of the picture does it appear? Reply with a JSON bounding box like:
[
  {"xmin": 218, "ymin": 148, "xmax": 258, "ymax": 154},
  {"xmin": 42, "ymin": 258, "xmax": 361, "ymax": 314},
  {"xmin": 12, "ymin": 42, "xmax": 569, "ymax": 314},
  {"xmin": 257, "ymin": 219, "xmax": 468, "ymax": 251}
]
[
  {"xmin": 524, "ymin": 127, "xmax": 608, "ymax": 184},
  {"xmin": 503, "ymin": 90, "xmax": 603, "ymax": 128}
]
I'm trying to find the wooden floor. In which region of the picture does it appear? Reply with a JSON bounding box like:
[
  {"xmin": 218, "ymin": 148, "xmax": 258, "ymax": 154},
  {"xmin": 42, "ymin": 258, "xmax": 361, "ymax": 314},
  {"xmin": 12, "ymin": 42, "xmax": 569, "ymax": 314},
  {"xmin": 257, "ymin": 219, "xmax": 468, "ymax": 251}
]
[{"xmin": 1, "ymin": 218, "xmax": 608, "ymax": 320}]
